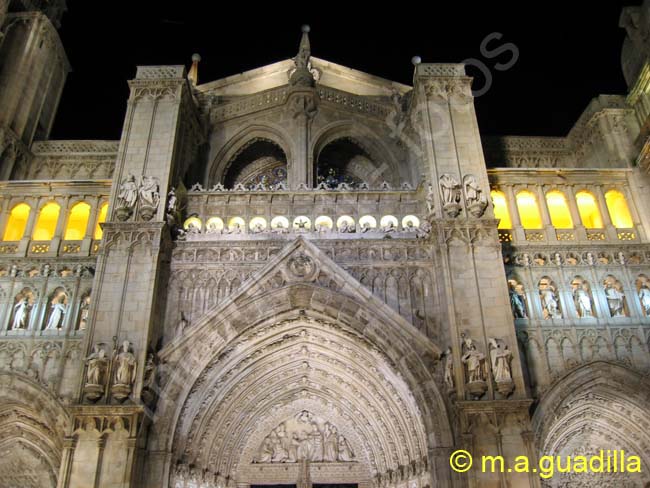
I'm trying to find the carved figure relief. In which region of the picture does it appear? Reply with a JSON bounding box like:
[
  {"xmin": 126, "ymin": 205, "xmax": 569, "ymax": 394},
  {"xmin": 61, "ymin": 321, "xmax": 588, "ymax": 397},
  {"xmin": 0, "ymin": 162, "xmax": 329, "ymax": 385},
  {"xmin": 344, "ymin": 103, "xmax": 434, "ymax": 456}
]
[
  {"xmin": 603, "ymin": 275, "xmax": 626, "ymax": 317},
  {"xmin": 461, "ymin": 335, "xmax": 487, "ymax": 398},
  {"xmin": 254, "ymin": 411, "xmax": 355, "ymax": 463},
  {"xmin": 489, "ymin": 337, "xmax": 514, "ymax": 396},
  {"xmin": 439, "ymin": 174, "xmax": 462, "ymax": 218},
  {"xmin": 83, "ymin": 343, "xmax": 110, "ymax": 401},
  {"xmin": 463, "ymin": 174, "xmax": 488, "ymax": 217},
  {"xmin": 112, "ymin": 340, "xmax": 137, "ymax": 401},
  {"xmin": 571, "ymin": 278, "xmax": 594, "ymax": 318},
  {"xmin": 538, "ymin": 277, "xmax": 562, "ymax": 319},
  {"xmin": 508, "ymin": 279, "xmax": 528, "ymax": 319}
]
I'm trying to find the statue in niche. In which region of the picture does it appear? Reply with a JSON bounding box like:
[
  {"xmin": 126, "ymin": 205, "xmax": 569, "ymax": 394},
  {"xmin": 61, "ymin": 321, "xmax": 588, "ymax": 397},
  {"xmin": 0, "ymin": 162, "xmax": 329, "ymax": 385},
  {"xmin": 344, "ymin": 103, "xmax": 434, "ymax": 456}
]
[
  {"xmin": 11, "ymin": 296, "xmax": 31, "ymax": 330},
  {"xmin": 639, "ymin": 284, "xmax": 650, "ymax": 315},
  {"xmin": 439, "ymin": 174, "xmax": 462, "ymax": 218},
  {"xmin": 463, "ymin": 174, "xmax": 488, "ymax": 217},
  {"xmin": 166, "ymin": 187, "xmax": 177, "ymax": 214},
  {"xmin": 360, "ymin": 222, "xmax": 373, "ymax": 233},
  {"xmin": 112, "ymin": 340, "xmax": 137, "ymax": 401},
  {"xmin": 78, "ymin": 294, "xmax": 91, "ymax": 330},
  {"xmin": 443, "ymin": 347, "xmax": 454, "ymax": 390},
  {"xmin": 84, "ymin": 343, "xmax": 109, "ymax": 401},
  {"xmin": 381, "ymin": 220, "xmax": 397, "ymax": 233},
  {"xmin": 45, "ymin": 296, "xmax": 67, "ymax": 330},
  {"xmin": 205, "ymin": 221, "xmax": 222, "ymax": 234},
  {"xmin": 139, "ymin": 175, "xmax": 160, "ymax": 209},
  {"xmin": 538, "ymin": 279, "xmax": 561, "ymax": 319},
  {"xmin": 225, "ymin": 222, "xmax": 243, "ymax": 234},
  {"xmin": 252, "ymin": 222, "xmax": 266, "ymax": 234},
  {"xmin": 404, "ymin": 220, "xmax": 417, "ymax": 233},
  {"xmin": 461, "ymin": 335, "xmax": 487, "ymax": 398},
  {"xmin": 508, "ymin": 280, "xmax": 527, "ymax": 319},
  {"xmin": 338, "ymin": 220, "xmax": 355, "ymax": 233},
  {"xmin": 489, "ymin": 338, "xmax": 514, "ymax": 396},
  {"xmin": 117, "ymin": 173, "xmax": 138, "ymax": 218},
  {"xmin": 186, "ymin": 221, "xmax": 201, "ymax": 236},
  {"xmin": 603, "ymin": 278, "xmax": 626, "ymax": 317},
  {"xmin": 572, "ymin": 279, "xmax": 594, "ymax": 318}
]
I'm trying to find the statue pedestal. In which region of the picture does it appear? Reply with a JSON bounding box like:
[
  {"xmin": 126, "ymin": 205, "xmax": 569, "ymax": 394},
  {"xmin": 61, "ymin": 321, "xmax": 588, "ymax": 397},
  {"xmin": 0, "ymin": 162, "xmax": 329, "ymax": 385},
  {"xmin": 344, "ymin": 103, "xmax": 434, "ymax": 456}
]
[
  {"xmin": 112, "ymin": 384, "xmax": 132, "ymax": 402},
  {"xmin": 83, "ymin": 383, "xmax": 104, "ymax": 402},
  {"xmin": 466, "ymin": 380, "xmax": 487, "ymax": 399}
]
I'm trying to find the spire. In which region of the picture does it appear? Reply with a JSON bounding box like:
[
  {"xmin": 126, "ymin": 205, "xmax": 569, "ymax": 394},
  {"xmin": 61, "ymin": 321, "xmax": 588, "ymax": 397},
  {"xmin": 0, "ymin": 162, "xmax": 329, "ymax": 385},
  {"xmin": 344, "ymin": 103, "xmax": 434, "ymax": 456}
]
[
  {"xmin": 188, "ymin": 53, "xmax": 201, "ymax": 85},
  {"xmin": 289, "ymin": 25, "xmax": 315, "ymax": 87}
]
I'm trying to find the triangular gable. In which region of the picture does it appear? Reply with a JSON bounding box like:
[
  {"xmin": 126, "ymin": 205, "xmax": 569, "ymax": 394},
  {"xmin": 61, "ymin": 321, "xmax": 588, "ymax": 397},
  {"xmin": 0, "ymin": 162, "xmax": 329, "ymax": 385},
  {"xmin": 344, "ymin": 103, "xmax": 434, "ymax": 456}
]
[
  {"xmin": 160, "ymin": 236, "xmax": 440, "ymax": 362},
  {"xmin": 196, "ymin": 57, "xmax": 411, "ymax": 97}
]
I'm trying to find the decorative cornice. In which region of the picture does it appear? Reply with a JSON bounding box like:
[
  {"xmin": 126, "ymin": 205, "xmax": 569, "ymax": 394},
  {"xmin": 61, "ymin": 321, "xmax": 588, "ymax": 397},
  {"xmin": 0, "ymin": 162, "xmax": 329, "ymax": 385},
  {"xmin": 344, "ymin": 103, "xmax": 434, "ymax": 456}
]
[{"xmin": 31, "ymin": 140, "xmax": 119, "ymax": 155}]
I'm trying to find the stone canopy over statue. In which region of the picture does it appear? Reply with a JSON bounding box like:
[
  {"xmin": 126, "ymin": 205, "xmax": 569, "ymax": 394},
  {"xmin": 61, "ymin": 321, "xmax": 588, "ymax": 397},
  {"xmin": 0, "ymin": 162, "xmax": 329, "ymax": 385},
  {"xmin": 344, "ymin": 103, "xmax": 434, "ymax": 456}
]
[{"xmin": 254, "ymin": 411, "xmax": 355, "ymax": 464}]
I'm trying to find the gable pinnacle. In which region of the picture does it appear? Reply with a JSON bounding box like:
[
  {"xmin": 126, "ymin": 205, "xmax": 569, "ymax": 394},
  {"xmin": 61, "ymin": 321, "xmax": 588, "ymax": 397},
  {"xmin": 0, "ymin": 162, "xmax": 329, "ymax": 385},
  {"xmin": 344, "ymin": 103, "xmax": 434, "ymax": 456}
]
[{"xmin": 289, "ymin": 24, "xmax": 315, "ymax": 87}]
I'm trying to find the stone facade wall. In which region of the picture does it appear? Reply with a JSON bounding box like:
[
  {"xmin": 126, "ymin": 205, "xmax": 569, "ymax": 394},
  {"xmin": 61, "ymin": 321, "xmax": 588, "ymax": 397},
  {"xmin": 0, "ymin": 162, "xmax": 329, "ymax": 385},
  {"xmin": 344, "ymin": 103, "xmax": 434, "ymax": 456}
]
[{"xmin": 0, "ymin": 9, "xmax": 650, "ymax": 488}]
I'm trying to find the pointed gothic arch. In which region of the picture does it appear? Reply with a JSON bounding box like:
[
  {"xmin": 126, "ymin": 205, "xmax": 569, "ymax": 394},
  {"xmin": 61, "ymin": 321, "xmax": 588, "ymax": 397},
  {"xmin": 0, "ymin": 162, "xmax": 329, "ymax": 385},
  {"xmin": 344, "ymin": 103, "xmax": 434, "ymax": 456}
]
[{"xmin": 148, "ymin": 238, "xmax": 452, "ymax": 488}]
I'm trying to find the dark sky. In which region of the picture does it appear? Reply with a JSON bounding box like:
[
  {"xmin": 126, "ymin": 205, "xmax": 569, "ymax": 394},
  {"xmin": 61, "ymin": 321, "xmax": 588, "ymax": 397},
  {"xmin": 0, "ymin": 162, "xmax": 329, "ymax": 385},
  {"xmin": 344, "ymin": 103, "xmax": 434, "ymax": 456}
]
[{"xmin": 50, "ymin": 1, "xmax": 638, "ymax": 140}]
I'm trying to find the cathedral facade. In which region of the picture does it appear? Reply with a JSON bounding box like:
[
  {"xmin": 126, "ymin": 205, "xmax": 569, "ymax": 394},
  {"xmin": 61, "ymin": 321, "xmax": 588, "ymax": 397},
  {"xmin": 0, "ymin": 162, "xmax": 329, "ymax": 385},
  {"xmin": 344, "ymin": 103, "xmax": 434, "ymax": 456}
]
[{"xmin": 0, "ymin": 1, "xmax": 650, "ymax": 487}]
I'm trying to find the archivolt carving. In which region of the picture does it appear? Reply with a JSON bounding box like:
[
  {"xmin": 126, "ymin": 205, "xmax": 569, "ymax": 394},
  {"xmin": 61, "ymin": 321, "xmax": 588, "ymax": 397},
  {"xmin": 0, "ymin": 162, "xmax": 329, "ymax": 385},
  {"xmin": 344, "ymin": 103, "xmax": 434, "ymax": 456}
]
[
  {"xmin": 153, "ymin": 238, "xmax": 449, "ymax": 486},
  {"xmin": 533, "ymin": 362, "xmax": 650, "ymax": 487}
]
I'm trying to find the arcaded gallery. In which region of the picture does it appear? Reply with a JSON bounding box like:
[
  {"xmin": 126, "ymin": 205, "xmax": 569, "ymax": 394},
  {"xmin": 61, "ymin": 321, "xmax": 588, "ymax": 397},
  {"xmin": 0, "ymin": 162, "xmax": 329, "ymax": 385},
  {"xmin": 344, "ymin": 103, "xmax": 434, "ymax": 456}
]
[{"xmin": 0, "ymin": 1, "xmax": 649, "ymax": 487}]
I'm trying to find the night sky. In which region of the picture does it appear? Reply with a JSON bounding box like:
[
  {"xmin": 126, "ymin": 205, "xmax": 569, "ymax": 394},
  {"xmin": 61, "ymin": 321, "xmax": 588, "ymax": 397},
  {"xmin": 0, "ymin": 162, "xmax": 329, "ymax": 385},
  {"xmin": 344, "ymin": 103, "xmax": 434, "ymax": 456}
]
[{"xmin": 51, "ymin": 1, "xmax": 638, "ymax": 140}]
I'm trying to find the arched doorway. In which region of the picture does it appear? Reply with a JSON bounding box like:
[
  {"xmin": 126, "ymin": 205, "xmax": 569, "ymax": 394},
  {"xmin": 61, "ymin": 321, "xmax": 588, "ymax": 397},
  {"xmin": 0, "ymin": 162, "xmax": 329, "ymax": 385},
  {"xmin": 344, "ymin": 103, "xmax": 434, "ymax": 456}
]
[
  {"xmin": 0, "ymin": 375, "xmax": 70, "ymax": 488},
  {"xmin": 533, "ymin": 362, "xmax": 650, "ymax": 487},
  {"xmin": 150, "ymin": 238, "xmax": 452, "ymax": 488}
]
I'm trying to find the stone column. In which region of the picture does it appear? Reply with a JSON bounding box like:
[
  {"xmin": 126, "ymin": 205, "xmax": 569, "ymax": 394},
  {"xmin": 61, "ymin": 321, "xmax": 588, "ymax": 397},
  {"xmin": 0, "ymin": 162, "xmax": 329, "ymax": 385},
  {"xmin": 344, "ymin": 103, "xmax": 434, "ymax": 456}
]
[
  {"xmin": 285, "ymin": 86, "xmax": 318, "ymax": 188},
  {"xmin": 61, "ymin": 66, "xmax": 202, "ymax": 488},
  {"xmin": 413, "ymin": 63, "xmax": 535, "ymax": 487}
]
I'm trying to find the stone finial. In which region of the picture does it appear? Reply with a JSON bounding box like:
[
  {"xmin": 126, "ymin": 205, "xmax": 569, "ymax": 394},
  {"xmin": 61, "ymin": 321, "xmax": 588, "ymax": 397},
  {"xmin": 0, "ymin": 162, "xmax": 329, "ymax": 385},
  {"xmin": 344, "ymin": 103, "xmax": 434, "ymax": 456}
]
[
  {"xmin": 289, "ymin": 25, "xmax": 315, "ymax": 87},
  {"xmin": 188, "ymin": 53, "xmax": 201, "ymax": 85}
]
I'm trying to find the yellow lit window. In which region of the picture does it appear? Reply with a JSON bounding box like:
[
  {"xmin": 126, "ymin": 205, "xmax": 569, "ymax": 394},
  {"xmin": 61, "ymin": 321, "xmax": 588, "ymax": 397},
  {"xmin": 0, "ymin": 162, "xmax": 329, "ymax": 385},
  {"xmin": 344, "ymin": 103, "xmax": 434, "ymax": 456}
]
[
  {"xmin": 94, "ymin": 203, "xmax": 108, "ymax": 240},
  {"xmin": 490, "ymin": 190, "xmax": 512, "ymax": 229},
  {"xmin": 2, "ymin": 203, "xmax": 31, "ymax": 241},
  {"xmin": 575, "ymin": 191, "xmax": 603, "ymax": 229},
  {"xmin": 545, "ymin": 191, "xmax": 573, "ymax": 229},
  {"xmin": 516, "ymin": 190, "xmax": 543, "ymax": 229},
  {"xmin": 64, "ymin": 202, "xmax": 91, "ymax": 240},
  {"xmin": 32, "ymin": 202, "xmax": 60, "ymax": 241},
  {"xmin": 605, "ymin": 190, "xmax": 633, "ymax": 228}
]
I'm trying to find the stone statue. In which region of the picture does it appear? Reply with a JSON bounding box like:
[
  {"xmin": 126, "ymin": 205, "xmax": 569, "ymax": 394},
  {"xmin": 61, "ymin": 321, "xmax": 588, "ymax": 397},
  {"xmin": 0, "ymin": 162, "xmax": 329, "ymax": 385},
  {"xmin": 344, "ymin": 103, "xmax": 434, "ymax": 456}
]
[
  {"xmin": 205, "ymin": 221, "xmax": 222, "ymax": 234},
  {"xmin": 443, "ymin": 347, "xmax": 454, "ymax": 390},
  {"xmin": 322, "ymin": 422, "xmax": 338, "ymax": 462},
  {"xmin": 509, "ymin": 283, "xmax": 527, "ymax": 319},
  {"xmin": 604, "ymin": 280, "xmax": 625, "ymax": 317},
  {"xmin": 251, "ymin": 222, "xmax": 265, "ymax": 234},
  {"xmin": 381, "ymin": 220, "xmax": 397, "ymax": 233},
  {"xmin": 426, "ymin": 184, "xmax": 435, "ymax": 215},
  {"xmin": 439, "ymin": 174, "xmax": 461, "ymax": 205},
  {"xmin": 257, "ymin": 436, "xmax": 273, "ymax": 463},
  {"xmin": 461, "ymin": 336, "xmax": 488, "ymax": 398},
  {"xmin": 117, "ymin": 174, "xmax": 138, "ymax": 210},
  {"xmin": 404, "ymin": 220, "xmax": 417, "ymax": 233},
  {"xmin": 572, "ymin": 281, "xmax": 593, "ymax": 317},
  {"xmin": 114, "ymin": 340, "xmax": 137, "ymax": 386},
  {"xmin": 639, "ymin": 284, "xmax": 650, "ymax": 315},
  {"xmin": 11, "ymin": 297, "xmax": 30, "ymax": 330},
  {"xmin": 539, "ymin": 280, "xmax": 561, "ymax": 319},
  {"xmin": 84, "ymin": 344, "xmax": 109, "ymax": 386},
  {"xmin": 186, "ymin": 221, "xmax": 200, "ymax": 235},
  {"xmin": 489, "ymin": 338, "xmax": 514, "ymax": 396},
  {"xmin": 461, "ymin": 338, "xmax": 486, "ymax": 383},
  {"xmin": 337, "ymin": 436, "xmax": 354, "ymax": 462},
  {"xmin": 78, "ymin": 295, "xmax": 91, "ymax": 330},
  {"xmin": 360, "ymin": 222, "xmax": 373, "ymax": 233},
  {"xmin": 45, "ymin": 300, "xmax": 66, "ymax": 330},
  {"xmin": 338, "ymin": 220, "xmax": 355, "ymax": 233},
  {"xmin": 463, "ymin": 174, "xmax": 488, "ymax": 217},
  {"xmin": 167, "ymin": 187, "xmax": 177, "ymax": 213},
  {"xmin": 415, "ymin": 220, "xmax": 431, "ymax": 239},
  {"xmin": 139, "ymin": 175, "xmax": 160, "ymax": 209}
]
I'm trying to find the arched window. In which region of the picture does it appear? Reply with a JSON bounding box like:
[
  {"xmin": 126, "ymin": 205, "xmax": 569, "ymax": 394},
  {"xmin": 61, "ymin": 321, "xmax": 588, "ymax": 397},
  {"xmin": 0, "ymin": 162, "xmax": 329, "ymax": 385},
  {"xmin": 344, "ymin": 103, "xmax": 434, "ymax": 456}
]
[
  {"xmin": 515, "ymin": 190, "xmax": 542, "ymax": 229},
  {"xmin": 2, "ymin": 203, "xmax": 31, "ymax": 241},
  {"xmin": 32, "ymin": 202, "xmax": 60, "ymax": 241},
  {"xmin": 64, "ymin": 202, "xmax": 91, "ymax": 240},
  {"xmin": 545, "ymin": 191, "xmax": 573, "ymax": 229},
  {"xmin": 605, "ymin": 190, "xmax": 633, "ymax": 228},
  {"xmin": 94, "ymin": 203, "xmax": 108, "ymax": 240},
  {"xmin": 490, "ymin": 190, "xmax": 512, "ymax": 229},
  {"xmin": 575, "ymin": 191, "xmax": 603, "ymax": 229}
]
